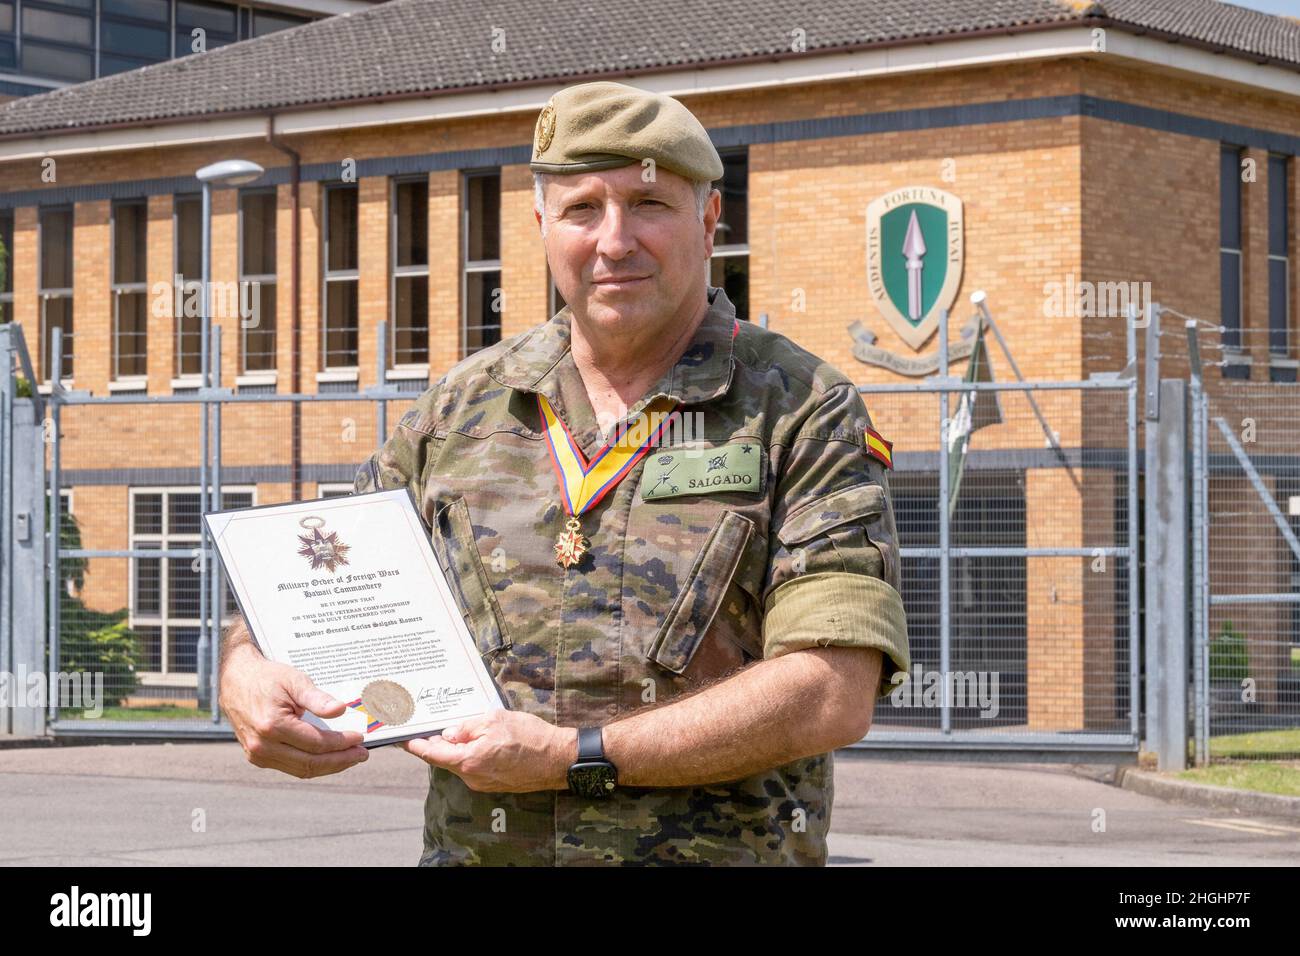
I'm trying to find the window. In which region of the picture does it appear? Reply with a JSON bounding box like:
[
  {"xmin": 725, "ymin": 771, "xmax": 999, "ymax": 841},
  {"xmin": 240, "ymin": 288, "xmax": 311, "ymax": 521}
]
[
  {"xmin": 318, "ymin": 483, "xmax": 353, "ymax": 499},
  {"xmin": 174, "ymin": 193, "xmax": 201, "ymax": 378},
  {"xmin": 462, "ymin": 170, "xmax": 501, "ymax": 358},
  {"xmin": 20, "ymin": 0, "xmax": 94, "ymax": 82},
  {"xmin": 99, "ymin": 0, "xmax": 170, "ymax": 76},
  {"xmin": 711, "ymin": 149, "xmax": 749, "ymax": 321},
  {"xmin": 39, "ymin": 205, "xmax": 72, "ymax": 382},
  {"xmin": 112, "ymin": 200, "xmax": 148, "ymax": 380},
  {"xmin": 0, "ymin": 208, "xmax": 12, "ymax": 325},
  {"xmin": 392, "ymin": 176, "xmax": 429, "ymax": 367},
  {"xmin": 0, "ymin": 1, "xmax": 13, "ymax": 70},
  {"xmin": 322, "ymin": 183, "xmax": 359, "ymax": 370},
  {"xmin": 175, "ymin": 0, "xmax": 236, "ymax": 56},
  {"xmin": 130, "ymin": 487, "xmax": 252, "ymax": 676},
  {"xmin": 239, "ymin": 188, "xmax": 276, "ymax": 374},
  {"xmin": 1221, "ymin": 145, "xmax": 1247, "ymax": 378},
  {"xmin": 250, "ymin": 8, "xmax": 306, "ymax": 37},
  {"xmin": 1268, "ymin": 154, "xmax": 1292, "ymax": 378}
]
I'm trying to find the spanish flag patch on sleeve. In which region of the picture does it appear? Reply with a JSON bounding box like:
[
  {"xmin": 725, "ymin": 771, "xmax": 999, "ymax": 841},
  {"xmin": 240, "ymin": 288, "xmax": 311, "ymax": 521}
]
[{"xmin": 864, "ymin": 426, "xmax": 894, "ymax": 469}]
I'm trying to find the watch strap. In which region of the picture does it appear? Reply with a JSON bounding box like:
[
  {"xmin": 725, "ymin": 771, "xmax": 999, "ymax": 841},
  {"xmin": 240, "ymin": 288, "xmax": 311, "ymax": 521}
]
[{"xmin": 577, "ymin": 725, "xmax": 604, "ymax": 762}]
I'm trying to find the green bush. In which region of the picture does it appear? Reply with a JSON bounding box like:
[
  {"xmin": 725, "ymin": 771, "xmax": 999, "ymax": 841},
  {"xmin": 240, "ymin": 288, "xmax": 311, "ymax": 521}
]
[
  {"xmin": 1210, "ymin": 620, "xmax": 1250, "ymax": 683},
  {"xmin": 51, "ymin": 511, "xmax": 141, "ymax": 709},
  {"xmin": 60, "ymin": 613, "xmax": 139, "ymax": 709}
]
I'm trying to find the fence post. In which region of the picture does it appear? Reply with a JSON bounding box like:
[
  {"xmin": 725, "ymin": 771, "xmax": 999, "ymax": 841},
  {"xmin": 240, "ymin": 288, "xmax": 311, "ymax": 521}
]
[
  {"xmin": 8, "ymin": 397, "xmax": 47, "ymax": 736},
  {"xmin": 1, "ymin": 324, "xmax": 49, "ymax": 737},
  {"xmin": 1144, "ymin": 378, "xmax": 1189, "ymax": 770}
]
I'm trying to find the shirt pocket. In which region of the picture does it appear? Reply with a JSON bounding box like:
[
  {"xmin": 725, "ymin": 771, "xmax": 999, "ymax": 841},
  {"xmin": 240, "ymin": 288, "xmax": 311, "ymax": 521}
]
[
  {"xmin": 770, "ymin": 482, "xmax": 894, "ymax": 591},
  {"xmin": 429, "ymin": 496, "xmax": 511, "ymax": 657},
  {"xmin": 776, "ymin": 483, "xmax": 887, "ymax": 547},
  {"xmin": 645, "ymin": 509, "xmax": 758, "ymax": 682}
]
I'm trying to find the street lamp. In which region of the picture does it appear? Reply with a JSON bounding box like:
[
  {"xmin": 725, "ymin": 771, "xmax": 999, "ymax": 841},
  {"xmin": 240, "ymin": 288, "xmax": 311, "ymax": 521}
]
[
  {"xmin": 194, "ymin": 158, "xmax": 263, "ymax": 717},
  {"xmin": 194, "ymin": 159, "xmax": 264, "ymax": 392}
]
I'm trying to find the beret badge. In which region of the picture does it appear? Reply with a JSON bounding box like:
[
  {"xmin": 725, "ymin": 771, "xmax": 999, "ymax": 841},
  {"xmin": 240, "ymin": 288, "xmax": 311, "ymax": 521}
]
[{"xmin": 534, "ymin": 101, "xmax": 557, "ymax": 154}]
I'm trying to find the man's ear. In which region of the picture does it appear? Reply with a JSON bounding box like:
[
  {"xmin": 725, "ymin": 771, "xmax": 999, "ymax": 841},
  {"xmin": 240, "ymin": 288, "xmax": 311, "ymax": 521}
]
[{"xmin": 702, "ymin": 188, "xmax": 721, "ymax": 258}]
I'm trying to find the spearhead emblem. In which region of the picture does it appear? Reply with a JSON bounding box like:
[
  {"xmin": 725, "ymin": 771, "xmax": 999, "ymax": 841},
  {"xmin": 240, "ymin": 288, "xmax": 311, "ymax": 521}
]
[{"xmin": 902, "ymin": 209, "xmax": 927, "ymax": 321}]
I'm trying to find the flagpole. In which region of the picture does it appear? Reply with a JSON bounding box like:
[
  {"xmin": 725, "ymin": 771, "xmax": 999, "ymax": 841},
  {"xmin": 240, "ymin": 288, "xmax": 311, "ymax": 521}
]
[
  {"xmin": 938, "ymin": 307, "xmax": 952, "ymax": 735},
  {"xmin": 970, "ymin": 292, "xmax": 1080, "ymax": 492}
]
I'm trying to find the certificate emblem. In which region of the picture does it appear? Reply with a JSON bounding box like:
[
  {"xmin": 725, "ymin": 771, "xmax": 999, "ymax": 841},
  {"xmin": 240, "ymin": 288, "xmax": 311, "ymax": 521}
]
[
  {"xmin": 296, "ymin": 515, "xmax": 351, "ymax": 573},
  {"xmin": 360, "ymin": 680, "xmax": 415, "ymax": 727}
]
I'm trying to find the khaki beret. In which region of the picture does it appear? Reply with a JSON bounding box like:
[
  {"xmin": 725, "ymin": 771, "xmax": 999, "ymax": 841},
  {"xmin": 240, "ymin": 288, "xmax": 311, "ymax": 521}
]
[{"xmin": 530, "ymin": 81, "xmax": 723, "ymax": 183}]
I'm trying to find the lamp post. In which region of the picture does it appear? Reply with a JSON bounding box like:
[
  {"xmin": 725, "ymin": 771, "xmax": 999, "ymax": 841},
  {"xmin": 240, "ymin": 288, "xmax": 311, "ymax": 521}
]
[{"xmin": 193, "ymin": 159, "xmax": 263, "ymax": 716}]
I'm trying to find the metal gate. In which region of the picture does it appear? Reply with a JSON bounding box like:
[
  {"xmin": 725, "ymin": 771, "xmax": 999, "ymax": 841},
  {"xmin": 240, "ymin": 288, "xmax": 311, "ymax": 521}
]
[
  {"xmin": 30, "ymin": 323, "xmax": 418, "ymax": 738},
  {"xmin": 1188, "ymin": 351, "xmax": 1300, "ymax": 766},
  {"xmin": 6, "ymin": 305, "xmax": 1141, "ymax": 753},
  {"xmin": 854, "ymin": 300, "xmax": 1141, "ymax": 753}
]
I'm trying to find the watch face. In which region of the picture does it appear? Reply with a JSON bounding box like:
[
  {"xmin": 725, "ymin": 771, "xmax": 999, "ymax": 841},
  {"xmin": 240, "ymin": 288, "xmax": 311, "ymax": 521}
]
[{"xmin": 568, "ymin": 762, "xmax": 617, "ymax": 799}]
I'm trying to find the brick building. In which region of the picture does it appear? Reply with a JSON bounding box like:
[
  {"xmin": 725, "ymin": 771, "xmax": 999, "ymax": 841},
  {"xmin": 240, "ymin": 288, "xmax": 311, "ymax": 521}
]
[{"xmin": 0, "ymin": 0, "xmax": 1296, "ymax": 726}]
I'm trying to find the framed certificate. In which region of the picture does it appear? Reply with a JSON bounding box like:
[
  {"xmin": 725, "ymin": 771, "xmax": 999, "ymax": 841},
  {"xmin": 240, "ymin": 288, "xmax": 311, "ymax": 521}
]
[{"xmin": 204, "ymin": 488, "xmax": 508, "ymax": 748}]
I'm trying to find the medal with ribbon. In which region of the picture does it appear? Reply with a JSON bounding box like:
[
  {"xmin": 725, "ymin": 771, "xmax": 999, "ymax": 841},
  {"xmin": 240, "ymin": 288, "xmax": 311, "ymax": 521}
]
[{"xmin": 537, "ymin": 393, "xmax": 680, "ymax": 568}]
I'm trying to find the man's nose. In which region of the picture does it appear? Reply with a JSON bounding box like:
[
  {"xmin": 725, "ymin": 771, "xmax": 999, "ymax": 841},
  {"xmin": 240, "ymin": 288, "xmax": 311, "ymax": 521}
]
[{"xmin": 593, "ymin": 202, "xmax": 637, "ymax": 260}]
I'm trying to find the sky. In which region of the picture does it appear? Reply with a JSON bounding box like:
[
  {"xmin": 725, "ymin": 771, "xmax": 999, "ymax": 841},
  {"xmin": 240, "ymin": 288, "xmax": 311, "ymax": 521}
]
[{"xmin": 1223, "ymin": 0, "xmax": 1299, "ymax": 16}]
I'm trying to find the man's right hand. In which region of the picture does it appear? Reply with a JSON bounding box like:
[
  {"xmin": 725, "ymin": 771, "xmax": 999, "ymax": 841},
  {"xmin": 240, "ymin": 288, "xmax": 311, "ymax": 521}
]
[{"xmin": 219, "ymin": 639, "xmax": 369, "ymax": 779}]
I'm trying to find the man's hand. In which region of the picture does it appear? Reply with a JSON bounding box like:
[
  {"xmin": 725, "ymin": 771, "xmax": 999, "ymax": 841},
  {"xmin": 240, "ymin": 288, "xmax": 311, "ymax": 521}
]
[
  {"xmin": 399, "ymin": 710, "xmax": 577, "ymax": 793},
  {"xmin": 220, "ymin": 640, "xmax": 370, "ymax": 779}
]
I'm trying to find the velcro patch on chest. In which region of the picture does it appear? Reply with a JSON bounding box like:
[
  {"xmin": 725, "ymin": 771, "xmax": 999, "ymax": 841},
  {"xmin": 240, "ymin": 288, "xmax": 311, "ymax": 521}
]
[{"xmin": 638, "ymin": 442, "xmax": 763, "ymax": 501}]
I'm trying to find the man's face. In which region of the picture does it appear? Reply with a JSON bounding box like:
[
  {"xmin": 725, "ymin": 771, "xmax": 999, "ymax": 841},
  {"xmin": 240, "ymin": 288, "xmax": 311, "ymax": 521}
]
[{"xmin": 536, "ymin": 164, "xmax": 720, "ymax": 334}]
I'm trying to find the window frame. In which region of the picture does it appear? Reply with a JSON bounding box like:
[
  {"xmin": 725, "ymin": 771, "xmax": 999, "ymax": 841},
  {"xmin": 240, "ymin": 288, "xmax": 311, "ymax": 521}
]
[
  {"xmin": 38, "ymin": 203, "xmax": 73, "ymax": 384},
  {"xmin": 128, "ymin": 484, "xmax": 255, "ymax": 681},
  {"xmin": 111, "ymin": 198, "xmax": 149, "ymax": 382},
  {"xmin": 0, "ymin": 207, "xmax": 13, "ymax": 326},
  {"xmin": 238, "ymin": 185, "xmax": 277, "ymax": 376},
  {"xmin": 389, "ymin": 174, "xmax": 430, "ymax": 371},
  {"xmin": 460, "ymin": 168, "xmax": 502, "ymax": 359},
  {"xmin": 172, "ymin": 192, "xmax": 202, "ymax": 380},
  {"xmin": 321, "ymin": 181, "xmax": 360, "ymax": 372},
  {"xmin": 1267, "ymin": 153, "xmax": 1291, "ymax": 360},
  {"xmin": 1220, "ymin": 145, "xmax": 1245, "ymax": 360},
  {"xmin": 17, "ymin": 0, "xmax": 96, "ymax": 83},
  {"xmin": 710, "ymin": 146, "xmax": 749, "ymax": 321}
]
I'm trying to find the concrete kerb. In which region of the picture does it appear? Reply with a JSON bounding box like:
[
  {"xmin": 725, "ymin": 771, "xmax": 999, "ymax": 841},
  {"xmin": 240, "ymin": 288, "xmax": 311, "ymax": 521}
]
[{"xmin": 1117, "ymin": 766, "xmax": 1300, "ymax": 820}]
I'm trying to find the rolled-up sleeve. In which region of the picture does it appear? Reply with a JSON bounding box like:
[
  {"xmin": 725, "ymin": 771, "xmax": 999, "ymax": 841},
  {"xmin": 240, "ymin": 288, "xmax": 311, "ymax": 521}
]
[{"xmin": 763, "ymin": 383, "xmax": 910, "ymax": 699}]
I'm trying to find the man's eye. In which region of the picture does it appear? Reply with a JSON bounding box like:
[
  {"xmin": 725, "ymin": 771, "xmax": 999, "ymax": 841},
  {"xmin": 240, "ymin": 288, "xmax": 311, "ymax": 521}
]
[{"xmin": 639, "ymin": 199, "xmax": 664, "ymax": 206}]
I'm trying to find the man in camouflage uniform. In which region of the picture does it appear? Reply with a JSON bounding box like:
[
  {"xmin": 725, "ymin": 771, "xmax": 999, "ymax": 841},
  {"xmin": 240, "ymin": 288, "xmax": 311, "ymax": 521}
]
[{"xmin": 219, "ymin": 81, "xmax": 909, "ymax": 866}]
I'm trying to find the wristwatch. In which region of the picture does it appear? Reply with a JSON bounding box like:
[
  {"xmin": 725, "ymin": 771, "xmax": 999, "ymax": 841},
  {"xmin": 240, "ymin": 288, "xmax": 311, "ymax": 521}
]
[{"xmin": 567, "ymin": 726, "xmax": 617, "ymax": 798}]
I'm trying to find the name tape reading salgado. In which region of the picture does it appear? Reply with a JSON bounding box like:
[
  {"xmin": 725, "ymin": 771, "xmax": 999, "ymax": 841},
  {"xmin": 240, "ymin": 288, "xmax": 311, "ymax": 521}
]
[{"xmin": 638, "ymin": 442, "xmax": 763, "ymax": 501}]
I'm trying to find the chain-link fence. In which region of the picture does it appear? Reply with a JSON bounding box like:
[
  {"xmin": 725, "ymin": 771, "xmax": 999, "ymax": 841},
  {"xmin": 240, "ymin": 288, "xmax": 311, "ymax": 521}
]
[
  {"xmin": 6, "ymin": 309, "xmax": 1141, "ymax": 754},
  {"xmin": 36, "ymin": 325, "xmax": 418, "ymax": 736},
  {"xmin": 1143, "ymin": 305, "xmax": 1300, "ymax": 766},
  {"xmin": 857, "ymin": 307, "xmax": 1139, "ymax": 750},
  {"xmin": 1170, "ymin": 314, "xmax": 1300, "ymax": 766}
]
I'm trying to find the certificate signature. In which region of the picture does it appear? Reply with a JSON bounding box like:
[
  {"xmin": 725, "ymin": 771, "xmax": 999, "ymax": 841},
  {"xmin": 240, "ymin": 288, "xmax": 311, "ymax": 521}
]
[{"xmin": 418, "ymin": 685, "xmax": 477, "ymax": 706}]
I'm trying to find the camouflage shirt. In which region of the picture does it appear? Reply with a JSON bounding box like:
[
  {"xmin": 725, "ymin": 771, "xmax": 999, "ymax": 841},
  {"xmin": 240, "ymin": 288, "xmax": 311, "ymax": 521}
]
[{"xmin": 353, "ymin": 285, "xmax": 910, "ymax": 866}]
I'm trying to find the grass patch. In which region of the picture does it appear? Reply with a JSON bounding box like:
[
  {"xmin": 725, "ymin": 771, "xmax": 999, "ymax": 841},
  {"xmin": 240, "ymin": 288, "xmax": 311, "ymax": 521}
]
[
  {"xmin": 1206, "ymin": 728, "xmax": 1300, "ymax": 758},
  {"xmin": 58, "ymin": 705, "xmax": 208, "ymax": 721},
  {"xmin": 1177, "ymin": 762, "xmax": 1300, "ymax": 798}
]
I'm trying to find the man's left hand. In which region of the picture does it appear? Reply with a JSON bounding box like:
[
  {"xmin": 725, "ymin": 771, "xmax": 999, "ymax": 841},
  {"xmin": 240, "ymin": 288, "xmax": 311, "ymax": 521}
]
[{"xmin": 399, "ymin": 710, "xmax": 577, "ymax": 793}]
